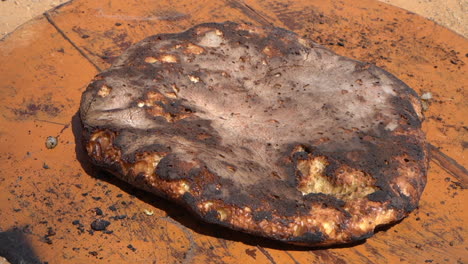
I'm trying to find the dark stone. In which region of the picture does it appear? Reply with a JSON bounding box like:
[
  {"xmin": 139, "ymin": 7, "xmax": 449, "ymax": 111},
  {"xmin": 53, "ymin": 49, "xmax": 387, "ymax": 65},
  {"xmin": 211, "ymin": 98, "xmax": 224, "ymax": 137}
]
[
  {"xmin": 127, "ymin": 244, "xmax": 137, "ymax": 252},
  {"xmin": 90, "ymin": 219, "xmax": 111, "ymax": 231},
  {"xmin": 94, "ymin": 207, "xmax": 103, "ymax": 216}
]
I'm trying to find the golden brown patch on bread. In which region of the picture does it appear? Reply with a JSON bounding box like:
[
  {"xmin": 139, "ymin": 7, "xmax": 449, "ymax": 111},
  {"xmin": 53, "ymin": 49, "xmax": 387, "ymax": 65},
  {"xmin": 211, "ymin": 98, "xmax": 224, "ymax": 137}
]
[{"xmin": 297, "ymin": 155, "xmax": 377, "ymax": 200}]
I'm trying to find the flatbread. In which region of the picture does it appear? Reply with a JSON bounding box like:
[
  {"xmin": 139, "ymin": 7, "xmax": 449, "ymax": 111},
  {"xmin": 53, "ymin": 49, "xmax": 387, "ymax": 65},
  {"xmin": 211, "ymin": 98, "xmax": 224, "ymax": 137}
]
[{"xmin": 80, "ymin": 22, "xmax": 428, "ymax": 246}]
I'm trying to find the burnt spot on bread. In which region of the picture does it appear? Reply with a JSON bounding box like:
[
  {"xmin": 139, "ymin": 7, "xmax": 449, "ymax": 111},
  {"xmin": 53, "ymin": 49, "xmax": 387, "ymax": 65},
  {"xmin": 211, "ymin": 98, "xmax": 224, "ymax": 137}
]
[
  {"xmin": 252, "ymin": 211, "xmax": 273, "ymax": 222},
  {"xmin": 80, "ymin": 22, "xmax": 427, "ymax": 246},
  {"xmin": 155, "ymin": 154, "xmax": 201, "ymax": 181}
]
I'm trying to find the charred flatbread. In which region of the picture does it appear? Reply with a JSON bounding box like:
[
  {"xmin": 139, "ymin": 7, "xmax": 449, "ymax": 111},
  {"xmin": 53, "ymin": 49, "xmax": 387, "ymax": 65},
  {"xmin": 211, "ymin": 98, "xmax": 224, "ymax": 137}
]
[{"xmin": 80, "ymin": 22, "xmax": 428, "ymax": 246}]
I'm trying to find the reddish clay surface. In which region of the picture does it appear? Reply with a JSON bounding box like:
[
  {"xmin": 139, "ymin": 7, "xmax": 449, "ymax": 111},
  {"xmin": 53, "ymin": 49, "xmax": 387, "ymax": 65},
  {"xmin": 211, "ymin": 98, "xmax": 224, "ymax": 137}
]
[{"xmin": 0, "ymin": 0, "xmax": 466, "ymax": 263}]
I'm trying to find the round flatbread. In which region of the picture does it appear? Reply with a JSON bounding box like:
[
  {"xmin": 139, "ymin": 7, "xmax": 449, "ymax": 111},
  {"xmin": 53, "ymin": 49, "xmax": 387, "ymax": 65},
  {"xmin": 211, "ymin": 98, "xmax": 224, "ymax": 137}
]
[{"xmin": 80, "ymin": 22, "xmax": 428, "ymax": 246}]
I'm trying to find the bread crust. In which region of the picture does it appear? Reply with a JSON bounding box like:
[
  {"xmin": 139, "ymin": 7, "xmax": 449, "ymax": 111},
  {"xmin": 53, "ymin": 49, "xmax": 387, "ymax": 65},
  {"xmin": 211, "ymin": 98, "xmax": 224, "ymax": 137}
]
[{"xmin": 80, "ymin": 22, "xmax": 428, "ymax": 246}]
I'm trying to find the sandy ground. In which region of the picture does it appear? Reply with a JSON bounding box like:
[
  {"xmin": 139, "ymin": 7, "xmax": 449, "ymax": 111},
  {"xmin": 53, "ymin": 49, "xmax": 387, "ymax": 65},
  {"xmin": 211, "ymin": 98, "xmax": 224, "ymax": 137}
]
[
  {"xmin": 0, "ymin": 0, "xmax": 69, "ymax": 38},
  {"xmin": 0, "ymin": 0, "xmax": 467, "ymax": 39},
  {"xmin": 380, "ymin": 0, "xmax": 467, "ymax": 37}
]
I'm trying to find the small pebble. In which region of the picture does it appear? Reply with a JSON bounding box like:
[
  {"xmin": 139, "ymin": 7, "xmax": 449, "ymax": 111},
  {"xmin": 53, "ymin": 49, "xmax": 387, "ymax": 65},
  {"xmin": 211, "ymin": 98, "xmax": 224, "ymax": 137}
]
[
  {"xmin": 90, "ymin": 219, "xmax": 110, "ymax": 231},
  {"xmin": 94, "ymin": 207, "xmax": 103, "ymax": 216},
  {"xmin": 144, "ymin": 209, "xmax": 154, "ymax": 216},
  {"xmin": 45, "ymin": 136, "xmax": 58, "ymax": 149},
  {"xmin": 127, "ymin": 244, "xmax": 137, "ymax": 252},
  {"xmin": 420, "ymin": 92, "xmax": 432, "ymax": 100},
  {"xmin": 114, "ymin": 215, "xmax": 127, "ymax": 220}
]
